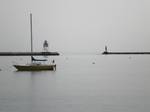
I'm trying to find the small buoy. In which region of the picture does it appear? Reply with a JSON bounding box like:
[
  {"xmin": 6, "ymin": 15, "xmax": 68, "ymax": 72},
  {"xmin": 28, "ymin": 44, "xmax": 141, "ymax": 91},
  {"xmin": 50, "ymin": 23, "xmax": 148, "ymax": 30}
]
[{"xmin": 92, "ymin": 62, "xmax": 95, "ymax": 64}]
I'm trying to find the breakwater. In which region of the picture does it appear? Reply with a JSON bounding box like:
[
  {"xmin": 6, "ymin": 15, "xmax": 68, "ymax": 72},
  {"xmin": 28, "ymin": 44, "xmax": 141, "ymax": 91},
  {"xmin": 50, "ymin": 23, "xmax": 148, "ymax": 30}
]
[
  {"xmin": 0, "ymin": 52, "xmax": 59, "ymax": 56},
  {"xmin": 102, "ymin": 51, "xmax": 150, "ymax": 55}
]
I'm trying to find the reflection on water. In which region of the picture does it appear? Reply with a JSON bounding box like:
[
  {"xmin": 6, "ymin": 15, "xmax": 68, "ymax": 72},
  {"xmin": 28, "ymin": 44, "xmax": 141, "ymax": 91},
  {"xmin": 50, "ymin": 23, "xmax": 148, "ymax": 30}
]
[{"xmin": 0, "ymin": 55, "xmax": 150, "ymax": 112}]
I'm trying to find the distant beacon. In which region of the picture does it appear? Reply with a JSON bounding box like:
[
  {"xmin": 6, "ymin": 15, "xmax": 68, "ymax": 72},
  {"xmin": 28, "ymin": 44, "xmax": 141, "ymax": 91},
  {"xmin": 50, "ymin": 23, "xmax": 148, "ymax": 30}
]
[
  {"xmin": 105, "ymin": 46, "xmax": 108, "ymax": 52},
  {"xmin": 43, "ymin": 40, "xmax": 49, "ymax": 52}
]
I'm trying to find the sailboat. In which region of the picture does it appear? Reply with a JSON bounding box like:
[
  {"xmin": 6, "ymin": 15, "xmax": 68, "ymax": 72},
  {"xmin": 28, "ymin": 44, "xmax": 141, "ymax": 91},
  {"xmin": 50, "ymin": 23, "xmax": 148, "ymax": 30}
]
[{"xmin": 13, "ymin": 13, "xmax": 56, "ymax": 71}]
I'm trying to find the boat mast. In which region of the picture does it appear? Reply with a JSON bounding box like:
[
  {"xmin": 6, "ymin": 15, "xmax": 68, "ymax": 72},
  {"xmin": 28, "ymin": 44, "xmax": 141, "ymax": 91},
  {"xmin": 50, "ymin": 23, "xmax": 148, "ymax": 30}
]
[{"xmin": 30, "ymin": 13, "xmax": 33, "ymax": 63}]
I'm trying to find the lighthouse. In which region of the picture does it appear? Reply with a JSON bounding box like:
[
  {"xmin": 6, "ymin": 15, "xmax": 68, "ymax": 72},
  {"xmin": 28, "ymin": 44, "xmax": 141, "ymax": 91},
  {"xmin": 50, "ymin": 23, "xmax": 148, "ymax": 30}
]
[{"xmin": 43, "ymin": 40, "xmax": 49, "ymax": 52}]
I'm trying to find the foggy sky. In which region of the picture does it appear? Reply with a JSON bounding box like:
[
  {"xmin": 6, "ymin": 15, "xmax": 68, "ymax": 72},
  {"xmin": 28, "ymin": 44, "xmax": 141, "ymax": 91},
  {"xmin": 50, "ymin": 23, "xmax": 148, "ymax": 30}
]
[{"xmin": 0, "ymin": 0, "xmax": 150, "ymax": 54}]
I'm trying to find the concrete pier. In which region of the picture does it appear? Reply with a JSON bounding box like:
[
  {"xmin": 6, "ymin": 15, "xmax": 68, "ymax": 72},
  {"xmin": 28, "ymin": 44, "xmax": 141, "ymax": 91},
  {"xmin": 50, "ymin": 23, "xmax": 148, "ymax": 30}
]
[
  {"xmin": 0, "ymin": 52, "xmax": 59, "ymax": 56},
  {"xmin": 102, "ymin": 51, "xmax": 150, "ymax": 55}
]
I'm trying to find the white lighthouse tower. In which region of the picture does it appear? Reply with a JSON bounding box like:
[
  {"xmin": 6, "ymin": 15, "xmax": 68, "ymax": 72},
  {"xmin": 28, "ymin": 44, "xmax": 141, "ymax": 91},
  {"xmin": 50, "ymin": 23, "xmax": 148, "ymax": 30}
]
[{"xmin": 43, "ymin": 40, "xmax": 49, "ymax": 52}]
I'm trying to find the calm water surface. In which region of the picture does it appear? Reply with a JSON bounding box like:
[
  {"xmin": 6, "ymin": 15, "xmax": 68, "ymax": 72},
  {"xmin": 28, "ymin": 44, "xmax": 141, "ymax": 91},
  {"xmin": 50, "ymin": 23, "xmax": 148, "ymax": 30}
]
[{"xmin": 0, "ymin": 55, "xmax": 150, "ymax": 112}]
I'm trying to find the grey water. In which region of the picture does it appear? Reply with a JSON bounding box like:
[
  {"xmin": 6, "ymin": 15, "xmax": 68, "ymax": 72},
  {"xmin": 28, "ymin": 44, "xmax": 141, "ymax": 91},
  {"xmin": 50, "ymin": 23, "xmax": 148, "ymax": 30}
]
[{"xmin": 0, "ymin": 55, "xmax": 150, "ymax": 112}]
